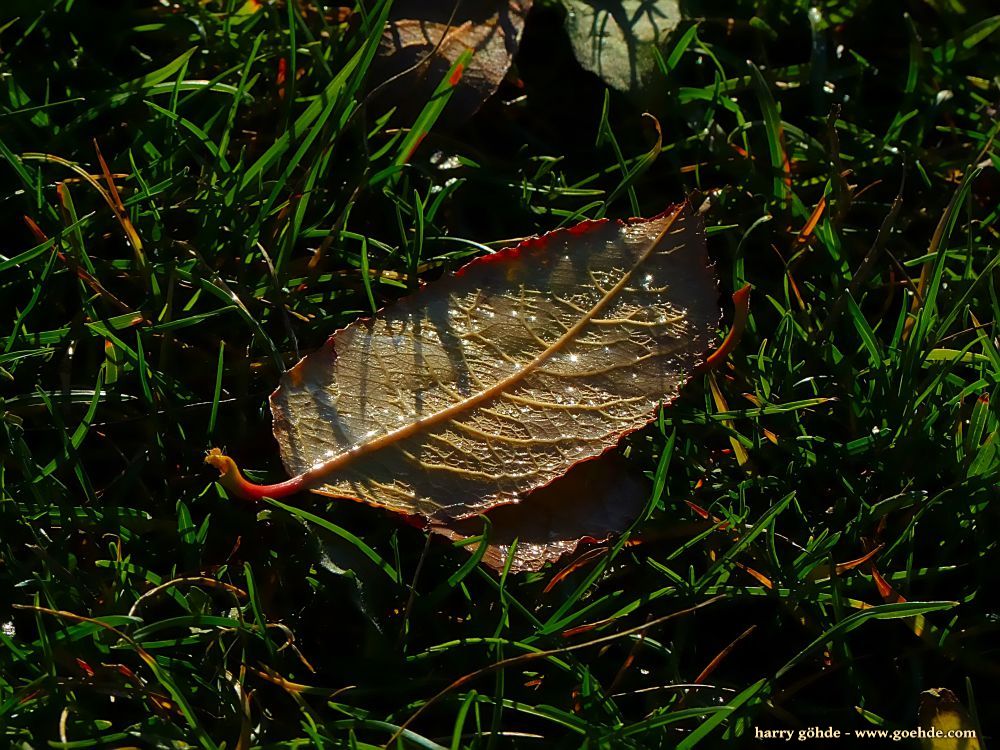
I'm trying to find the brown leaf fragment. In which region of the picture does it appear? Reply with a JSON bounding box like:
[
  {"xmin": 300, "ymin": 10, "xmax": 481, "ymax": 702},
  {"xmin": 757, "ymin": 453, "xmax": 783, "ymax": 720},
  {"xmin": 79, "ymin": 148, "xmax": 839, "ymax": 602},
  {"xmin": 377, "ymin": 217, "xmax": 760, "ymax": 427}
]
[
  {"xmin": 261, "ymin": 203, "xmax": 720, "ymax": 521},
  {"xmin": 371, "ymin": 1, "xmax": 532, "ymax": 126},
  {"xmin": 804, "ymin": 543, "xmax": 884, "ymax": 582},
  {"xmin": 433, "ymin": 451, "xmax": 650, "ymax": 572}
]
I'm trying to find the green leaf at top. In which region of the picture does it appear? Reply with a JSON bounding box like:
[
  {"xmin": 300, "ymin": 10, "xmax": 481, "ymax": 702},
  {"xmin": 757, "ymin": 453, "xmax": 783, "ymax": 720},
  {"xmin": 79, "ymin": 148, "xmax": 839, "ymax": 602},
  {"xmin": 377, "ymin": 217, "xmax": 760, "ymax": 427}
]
[{"xmin": 562, "ymin": 0, "xmax": 682, "ymax": 95}]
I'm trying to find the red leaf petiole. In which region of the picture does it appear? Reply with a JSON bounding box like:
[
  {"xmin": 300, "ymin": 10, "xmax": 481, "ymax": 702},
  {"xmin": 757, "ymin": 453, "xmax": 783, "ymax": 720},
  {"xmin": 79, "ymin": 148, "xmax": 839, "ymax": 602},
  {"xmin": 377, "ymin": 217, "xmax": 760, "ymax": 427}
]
[{"xmin": 205, "ymin": 449, "xmax": 306, "ymax": 502}]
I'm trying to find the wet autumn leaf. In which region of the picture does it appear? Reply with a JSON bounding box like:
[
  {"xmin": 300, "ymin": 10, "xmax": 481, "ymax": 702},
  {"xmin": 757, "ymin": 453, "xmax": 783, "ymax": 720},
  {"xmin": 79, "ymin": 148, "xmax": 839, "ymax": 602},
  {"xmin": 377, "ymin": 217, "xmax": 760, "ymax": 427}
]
[
  {"xmin": 209, "ymin": 203, "xmax": 720, "ymax": 537},
  {"xmin": 434, "ymin": 450, "xmax": 650, "ymax": 572},
  {"xmin": 371, "ymin": 0, "xmax": 532, "ymax": 126},
  {"xmin": 562, "ymin": 0, "xmax": 682, "ymax": 95}
]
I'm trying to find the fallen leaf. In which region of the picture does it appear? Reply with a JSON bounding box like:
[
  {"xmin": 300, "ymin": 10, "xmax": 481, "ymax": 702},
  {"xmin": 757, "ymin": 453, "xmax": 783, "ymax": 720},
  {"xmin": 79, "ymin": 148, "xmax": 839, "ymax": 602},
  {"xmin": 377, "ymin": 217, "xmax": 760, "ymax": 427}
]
[
  {"xmin": 371, "ymin": 0, "xmax": 532, "ymax": 126},
  {"xmin": 918, "ymin": 688, "xmax": 981, "ymax": 750},
  {"xmin": 434, "ymin": 450, "xmax": 650, "ymax": 572},
  {"xmin": 562, "ymin": 0, "xmax": 682, "ymax": 95},
  {"xmin": 209, "ymin": 204, "xmax": 720, "ymax": 553}
]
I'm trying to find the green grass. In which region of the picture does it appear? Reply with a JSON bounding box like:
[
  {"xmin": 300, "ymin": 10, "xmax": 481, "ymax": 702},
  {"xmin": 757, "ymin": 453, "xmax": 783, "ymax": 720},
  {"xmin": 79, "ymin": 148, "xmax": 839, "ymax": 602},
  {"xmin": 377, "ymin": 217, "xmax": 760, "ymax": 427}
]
[{"xmin": 2, "ymin": 0, "xmax": 999, "ymax": 747}]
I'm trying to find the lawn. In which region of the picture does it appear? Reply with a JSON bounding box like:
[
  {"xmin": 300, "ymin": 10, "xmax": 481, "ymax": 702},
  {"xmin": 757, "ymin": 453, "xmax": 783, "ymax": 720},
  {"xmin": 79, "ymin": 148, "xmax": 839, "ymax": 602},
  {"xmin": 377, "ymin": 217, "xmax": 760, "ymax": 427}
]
[{"xmin": 1, "ymin": 0, "xmax": 999, "ymax": 747}]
